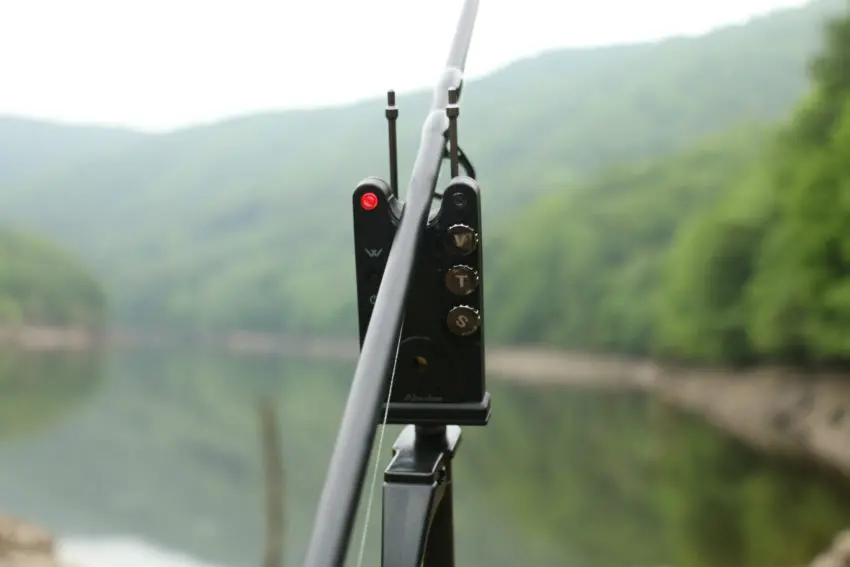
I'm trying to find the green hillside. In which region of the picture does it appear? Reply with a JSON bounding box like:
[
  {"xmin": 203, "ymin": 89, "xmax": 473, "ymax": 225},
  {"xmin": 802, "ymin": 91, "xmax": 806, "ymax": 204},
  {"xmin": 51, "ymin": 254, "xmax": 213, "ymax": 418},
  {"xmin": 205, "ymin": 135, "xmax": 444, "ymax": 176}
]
[
  {"xmin": 0, "ymin": 118, "xmax": 110, "ymax": 326},
  {"xmin": 486, "ymin": 125, "xmax": 770, "ymax": 355},
  {"xmin": 0, "ymin": 227, "xmax": 106, "ymax": 326},
  {"xmin": 0, "ymin": 0, "xmax": 843, "ymax": 338},
  {"xmin": 492, "ymin": 0, "xmax": 850, "ymax": 367}
]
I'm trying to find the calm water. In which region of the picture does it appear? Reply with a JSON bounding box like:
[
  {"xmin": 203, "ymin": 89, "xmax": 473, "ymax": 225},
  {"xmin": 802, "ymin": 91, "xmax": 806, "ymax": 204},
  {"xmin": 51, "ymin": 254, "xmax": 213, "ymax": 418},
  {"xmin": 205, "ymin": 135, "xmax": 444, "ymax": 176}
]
[{"xmin": 1, "ymin": 347, "xmax": 849, "ymax": 567}]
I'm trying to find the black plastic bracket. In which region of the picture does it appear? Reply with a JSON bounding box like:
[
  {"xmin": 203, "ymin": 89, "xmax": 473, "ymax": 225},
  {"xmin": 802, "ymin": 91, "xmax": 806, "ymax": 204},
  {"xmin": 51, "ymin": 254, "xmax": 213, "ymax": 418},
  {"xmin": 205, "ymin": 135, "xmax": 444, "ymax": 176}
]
[
  {"xmin": 382, "ymin": 425, "xmax": 461, "ymax": 567},
  {"xmin": 352, "ymin": 176, "xmax": 491, "ymax": 426},
  {"xmin": 351, "ymin": 87, "xmax": 491, "ymax": 428}
]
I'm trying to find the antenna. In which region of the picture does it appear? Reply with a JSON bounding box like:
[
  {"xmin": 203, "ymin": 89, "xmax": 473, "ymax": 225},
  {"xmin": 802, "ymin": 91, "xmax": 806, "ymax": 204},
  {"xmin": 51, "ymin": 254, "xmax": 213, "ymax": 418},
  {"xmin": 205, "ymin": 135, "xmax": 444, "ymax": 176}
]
[{"xmin": 386, "ymin": 90, "xmax": 400, "ymax": 198}]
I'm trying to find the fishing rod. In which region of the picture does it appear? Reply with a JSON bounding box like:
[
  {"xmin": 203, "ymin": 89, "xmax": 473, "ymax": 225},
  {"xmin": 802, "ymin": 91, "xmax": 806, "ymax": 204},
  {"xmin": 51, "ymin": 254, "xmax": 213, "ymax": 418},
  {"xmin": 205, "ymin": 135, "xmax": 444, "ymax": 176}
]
[{"xmin": 302, "ymin": 1, "xmax": 491, "ymax": 566}]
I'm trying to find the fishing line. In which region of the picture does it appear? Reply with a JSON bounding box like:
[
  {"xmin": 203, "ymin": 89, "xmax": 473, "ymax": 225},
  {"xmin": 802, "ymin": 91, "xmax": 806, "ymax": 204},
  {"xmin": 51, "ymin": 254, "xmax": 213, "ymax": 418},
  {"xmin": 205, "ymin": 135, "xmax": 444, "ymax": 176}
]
[{"xmin": 354, "ymin": 331, "xmax": 402, "ymax": 567}]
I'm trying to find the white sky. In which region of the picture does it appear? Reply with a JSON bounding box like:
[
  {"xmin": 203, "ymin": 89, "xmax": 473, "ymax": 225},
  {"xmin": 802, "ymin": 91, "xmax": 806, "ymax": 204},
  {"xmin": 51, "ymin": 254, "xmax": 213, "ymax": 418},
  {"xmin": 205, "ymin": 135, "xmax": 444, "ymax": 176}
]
[{"xmin": 0, "ymin": 0, "xmax": 807, "ymax": 132}]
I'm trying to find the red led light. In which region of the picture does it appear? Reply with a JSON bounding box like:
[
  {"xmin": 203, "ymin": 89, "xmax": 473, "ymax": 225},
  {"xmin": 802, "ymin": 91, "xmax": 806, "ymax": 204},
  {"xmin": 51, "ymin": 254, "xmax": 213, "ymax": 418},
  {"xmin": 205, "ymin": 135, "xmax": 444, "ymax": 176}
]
[{"xmin": 360, "ymin": 192, "xmax": 379, "ymax": 211}]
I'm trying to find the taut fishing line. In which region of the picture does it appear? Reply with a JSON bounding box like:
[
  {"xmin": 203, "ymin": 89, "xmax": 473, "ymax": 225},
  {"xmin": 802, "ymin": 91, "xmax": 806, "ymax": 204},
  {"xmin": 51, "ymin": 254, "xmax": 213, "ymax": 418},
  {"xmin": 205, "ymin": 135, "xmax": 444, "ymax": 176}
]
[{"xmin": 354, "ymin": 332, "xmax": 402, "ymax": 567}]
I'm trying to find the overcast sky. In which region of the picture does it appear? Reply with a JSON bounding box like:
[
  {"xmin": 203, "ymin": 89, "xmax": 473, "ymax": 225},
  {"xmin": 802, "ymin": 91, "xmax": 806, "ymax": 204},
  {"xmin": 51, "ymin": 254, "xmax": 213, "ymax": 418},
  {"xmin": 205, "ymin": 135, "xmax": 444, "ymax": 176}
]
[{"xmin": 0, "ymin": 0, "xmax": 806, "ymax": 131}]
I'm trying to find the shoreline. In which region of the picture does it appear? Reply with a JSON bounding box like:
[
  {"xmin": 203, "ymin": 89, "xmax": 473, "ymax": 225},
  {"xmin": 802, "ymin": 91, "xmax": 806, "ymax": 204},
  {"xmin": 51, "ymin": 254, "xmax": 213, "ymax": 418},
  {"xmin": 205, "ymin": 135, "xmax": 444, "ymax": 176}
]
[
  {"xmin": 2, "ymin": 325, "xmax": 850, "ymax": 479},
  {"xmin": 1, "ymin": 517, "xmax": 849, "ymax": 567},
  {"xmin": 1, "ymin": 326, "xmax": 850, "ymax": 566}
]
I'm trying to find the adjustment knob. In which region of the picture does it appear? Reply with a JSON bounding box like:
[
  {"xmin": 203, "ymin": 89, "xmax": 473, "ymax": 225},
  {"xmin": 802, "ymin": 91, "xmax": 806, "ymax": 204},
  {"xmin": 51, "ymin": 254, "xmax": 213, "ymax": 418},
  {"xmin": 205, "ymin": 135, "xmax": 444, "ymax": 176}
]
[
  {"xmin": 445, "ymin": 224, "xmax": 479, "ymax": 256},
  {"xmin": 445, "ymin": 265, "xmax": 479, "ymax": 296},
  {"xmin": 446, "ymin": 305, "xmax": 481, "ymax": 336}
]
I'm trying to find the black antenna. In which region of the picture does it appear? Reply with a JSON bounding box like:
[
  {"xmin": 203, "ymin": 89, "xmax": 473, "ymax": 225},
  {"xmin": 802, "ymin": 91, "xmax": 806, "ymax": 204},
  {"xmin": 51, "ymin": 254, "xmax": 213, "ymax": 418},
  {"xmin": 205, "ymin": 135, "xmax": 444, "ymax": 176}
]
[
  {"xmin": 447, "ymin": 87, "xmax": 460, "ymax": 178},
  {"xmin": 386, "ymin": 90, "xmax": 400, "ymax": 198}
]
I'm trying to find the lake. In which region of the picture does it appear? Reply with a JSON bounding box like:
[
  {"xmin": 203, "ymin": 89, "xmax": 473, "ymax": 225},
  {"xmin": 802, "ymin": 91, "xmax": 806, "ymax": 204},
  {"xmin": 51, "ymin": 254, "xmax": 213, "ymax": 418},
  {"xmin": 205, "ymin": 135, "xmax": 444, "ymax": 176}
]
[{"xmin": 0, "ymin": 346, "xmax": 849, "ymax": 567}]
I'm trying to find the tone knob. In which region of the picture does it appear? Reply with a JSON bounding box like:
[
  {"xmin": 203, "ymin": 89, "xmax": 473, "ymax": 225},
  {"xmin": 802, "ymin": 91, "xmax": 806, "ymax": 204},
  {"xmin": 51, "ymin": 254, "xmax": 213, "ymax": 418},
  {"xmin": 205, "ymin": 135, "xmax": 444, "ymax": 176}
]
[
  {"xmin": 446, "ymin": 305, "xmax": 481, "ymax": 337},
  {"xmin": 445, "ymin": 265, "xmax": 479, "ymax": 296},
  {"xmin": 444, "ymin": 224, "xmax": 479, "ymax": 256}
]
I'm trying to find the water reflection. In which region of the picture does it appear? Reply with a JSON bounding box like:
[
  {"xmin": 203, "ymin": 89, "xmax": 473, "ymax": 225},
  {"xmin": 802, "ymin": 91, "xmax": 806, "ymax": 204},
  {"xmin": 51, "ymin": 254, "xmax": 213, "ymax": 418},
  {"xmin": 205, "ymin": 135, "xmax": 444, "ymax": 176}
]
[
  {"xmin": 0, "ymin": 348, "xmax": 847, "ymax": 567},
  {"xmin": 0, "ymin": 348, "xmax": 103, "ymax": 441},
  {"xmin": 461, "ymin": 385, "xmax": 850, "ymax": 567}
]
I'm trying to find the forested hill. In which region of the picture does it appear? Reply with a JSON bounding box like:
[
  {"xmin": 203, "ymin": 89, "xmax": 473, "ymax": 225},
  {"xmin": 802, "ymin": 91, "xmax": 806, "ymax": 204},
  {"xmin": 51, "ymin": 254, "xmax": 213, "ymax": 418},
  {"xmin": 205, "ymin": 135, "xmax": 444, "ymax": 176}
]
[
  {"xmin": 0, "ymin": 0, "xmax": 844, "ymax": 340},
  {"xmin": 465, "ymin": 0, "xmax": 840, "ymax": 173},
  {"xmin": 0, "ymin": 117, "xmax": 117, "ymax": 327},
  {"xmin": 0, "ymin": 227, "xmax": 106, "ymax": 327},
  {"xmin": 491, "ymin": 1, "xmax": 850, "ymax": 367}
]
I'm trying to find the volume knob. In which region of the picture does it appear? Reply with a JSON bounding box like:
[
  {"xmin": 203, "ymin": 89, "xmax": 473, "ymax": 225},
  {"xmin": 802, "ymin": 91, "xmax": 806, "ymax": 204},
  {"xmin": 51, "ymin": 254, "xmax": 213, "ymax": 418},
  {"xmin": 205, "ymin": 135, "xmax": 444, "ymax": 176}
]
[
  {"xmin": 446, "ymin": 305, "xmax": 481, "ymax": 337},
  {"xmin": 444, "ymin": 224, "xmax": 479, "ymax": 256}
]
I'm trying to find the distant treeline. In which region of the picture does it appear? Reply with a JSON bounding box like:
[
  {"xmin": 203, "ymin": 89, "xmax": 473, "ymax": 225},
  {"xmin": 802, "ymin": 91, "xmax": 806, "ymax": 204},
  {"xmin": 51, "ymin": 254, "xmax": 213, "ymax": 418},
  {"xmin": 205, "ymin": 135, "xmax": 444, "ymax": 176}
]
[{"xmin": 488, "ymin": 8, "xmax": 850, "ymax": 367}]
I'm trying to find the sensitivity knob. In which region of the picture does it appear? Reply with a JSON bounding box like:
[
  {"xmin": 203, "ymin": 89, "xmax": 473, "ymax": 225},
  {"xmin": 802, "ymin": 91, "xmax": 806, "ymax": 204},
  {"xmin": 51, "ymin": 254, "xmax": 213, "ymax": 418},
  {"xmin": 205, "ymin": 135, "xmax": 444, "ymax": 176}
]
[
  {"xmin": 447, "ymin": 305, "xmax": 481, "ymax": 337},
  {"xmin": 445, "ymin": 224, "xmax": 479, "ymax": 256},
  {"xmin": 445, "ymin": 265, "xmax": 479, "ymax": 296}
]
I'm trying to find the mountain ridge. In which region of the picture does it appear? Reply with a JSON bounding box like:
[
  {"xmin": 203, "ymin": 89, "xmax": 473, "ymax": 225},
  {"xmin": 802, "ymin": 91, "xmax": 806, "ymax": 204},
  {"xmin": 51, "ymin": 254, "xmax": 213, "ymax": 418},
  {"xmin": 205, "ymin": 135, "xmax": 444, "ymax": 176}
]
[
  {"xmin": 0, "ymin": 0, "xmax": 843, "ymax": 337},
  {"xmin": 1, "ymin": 0, "xmax": 838, "ymax": 143}
]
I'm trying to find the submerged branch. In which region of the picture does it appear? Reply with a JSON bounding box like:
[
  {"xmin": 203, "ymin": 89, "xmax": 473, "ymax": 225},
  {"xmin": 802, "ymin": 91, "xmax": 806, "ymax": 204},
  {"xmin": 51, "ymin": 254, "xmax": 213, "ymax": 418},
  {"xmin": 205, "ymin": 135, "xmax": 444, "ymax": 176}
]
[{"xmin": 258, "ymin": 398, "xmax": 284, "ymax": 567}]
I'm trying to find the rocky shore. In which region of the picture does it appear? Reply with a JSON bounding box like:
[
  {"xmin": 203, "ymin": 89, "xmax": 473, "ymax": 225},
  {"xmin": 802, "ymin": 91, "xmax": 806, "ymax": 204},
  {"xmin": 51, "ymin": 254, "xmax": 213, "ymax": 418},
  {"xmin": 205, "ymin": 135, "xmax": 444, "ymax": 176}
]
[
  {"xmin": 0, "ymin": 513, "xmax": 847, "ymax": 567},
  {"xmin": 485, "ymin": 347, "xmax": 850, "ymax": 479},
  {"xmin": 810, "ymin": 530, "xmax": 850, "ymax": 567},
  {"xmin": 0, "ymin": 516, "xmax": 75, "ymax": 567}
]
